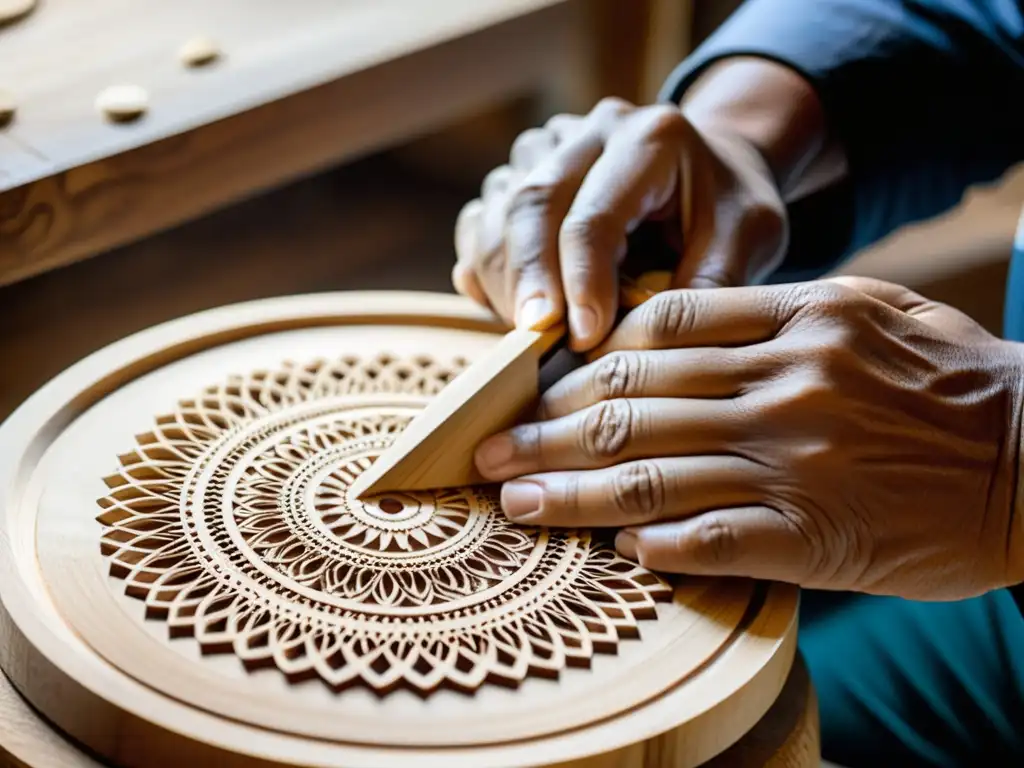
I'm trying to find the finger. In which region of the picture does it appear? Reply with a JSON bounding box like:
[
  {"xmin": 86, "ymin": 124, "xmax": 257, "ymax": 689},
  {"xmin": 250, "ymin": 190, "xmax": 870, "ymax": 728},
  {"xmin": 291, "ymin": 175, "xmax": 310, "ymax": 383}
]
[
  {"xmin": 539, "ymin": 348, "xmax": 759, "ymax": 420},
  {"xmin": 510, "ymin": 127, "xmax": 557, "ymax": 172},
  {"xmin": 672, "ymin": 134, "xmax": 787, "ymax": 290},
  {"xmin": 596, "ymin": 287, "xmax": 790, "ymax": 355},
  {"xmin": 559, "ymin": 108, "xmax": 690, "ymax": 351},
  {"xmin": 496, "ymin": 455, "xmax": 764, "ymax": 527},
  {"xmin": 453, "ymin": 200, "xmax": 491, "ymax": 307},
  {"xmin": 505, "ymin": 128, "xmax": 606, "ymax": 330},
  {"xmin": 544, "ymin": 113, "xmax": 584, "ymax": 141},
  {"xmin": 454, "ymin": 198, "xmax": 483, "ymax": 270},
  {"xmin": 615, "ymin": 506, "xmax": 813, "ymax": 583},
  {"xmin": 475, "ymin": 181, "xmax": 521, "ymax": 321},
  {"xmin": 451, "ymin": 262, "xmax": 489, "ymax": 308},
  {"xmin": 475, "ymin": 397, "xmax": 740, "ymax": 481},
  {"xmin": 671, "ymin": 196, "xmax": 785, "ymax": 292},
  {"xmin": 481, "ymin": 165, "xmax": 516, "ymax": 202}
]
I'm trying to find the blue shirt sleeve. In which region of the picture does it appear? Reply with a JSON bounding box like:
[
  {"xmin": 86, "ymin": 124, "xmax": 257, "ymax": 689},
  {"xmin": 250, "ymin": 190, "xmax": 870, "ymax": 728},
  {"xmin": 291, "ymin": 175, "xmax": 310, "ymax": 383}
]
[{"xmin": 661, "ymin": 0, "xmax": 1024, "ymax": 279}]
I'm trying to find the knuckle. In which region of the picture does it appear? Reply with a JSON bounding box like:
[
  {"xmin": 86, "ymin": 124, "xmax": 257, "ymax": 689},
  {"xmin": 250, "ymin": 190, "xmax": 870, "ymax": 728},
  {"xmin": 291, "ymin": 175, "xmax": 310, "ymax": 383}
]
[
  {"xmin": 612, "ymin": 461, "xmax": 666, "ymax": 520},
  {"xmin": 559, "ymin": 471, "xmax": 582, "ymax": 511},
  {"xmin": 634, "ymin": 104, "xmax": 688, "ymax": 142},
  {"xmin": 789, "ymin": 439, "xmax": 833, "ymax": 475},
  {"xmin": 508, "ymin": 422, "xmax": 542, "ymax": 459},
  {"xmin": 690, "ymin": 517, "xmax": 740, "ymax": 567},
  {"xmin": 559, "ymin": 208, "xmax": 618, "ymax": 247},
  {"xmin": 545, "ymin": 113, "xmax": 581, "ymax": 136},
  {"xmin": 797, "ymin": 281, "xmax": 858, "ymax": 317},
  {"xmin": 592, "ymin": 352, "xmax": 644, "ymax": 401},
  {"xmin": 558, "ymin": 211, "xmax": 622, "ymax": 273},
  {"xmin": 579, "ymin": 399, "xmax": 634, "ymax": 461},
  {"xmin": 790, "ymin": 376, "xmax": 833, "ymax": 412},
  {"xmin": 760, "ymin": 371, "xmax": 832, "ymax": 425},
  {"xmin": 815, "ymin": 336, "xmax": 856, "ymax": 378},
  {"xmin": 507, "ymin": 182, "xmax": 563, "ymax": 224},
  {"xmin": 510, "ymin": 128, "xmax": 547, "ymax": 158},
  {"xmin": 481, "ymin": 165, "xmax": 515, "ymax": 198},
  {"xmin": 477, "ymin": 240, "xmax": 507, "ymax": 275},
  {"xmin": 593, "ymin": 96, "xmax": 634, "ymax": 120},
  {"xmin": 642, "ymin": 292, "xmax": 697, "ymax": 347}
]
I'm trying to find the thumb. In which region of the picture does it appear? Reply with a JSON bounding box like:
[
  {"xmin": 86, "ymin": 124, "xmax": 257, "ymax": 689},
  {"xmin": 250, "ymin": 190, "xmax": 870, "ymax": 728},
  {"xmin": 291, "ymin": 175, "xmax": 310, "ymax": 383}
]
[
  {"xmin": 672, "ymin": 134, "xmax": 788, "ymax": 290},
  {"xmin": 616, "ymin": 507, "xmax": 817, "ymax": 584}
]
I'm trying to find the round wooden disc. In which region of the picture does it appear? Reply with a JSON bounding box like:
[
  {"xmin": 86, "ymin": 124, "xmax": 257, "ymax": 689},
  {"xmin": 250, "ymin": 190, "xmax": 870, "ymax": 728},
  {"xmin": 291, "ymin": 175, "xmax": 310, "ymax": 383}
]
[{"xmin": 0, "ymin": 292, "xmax": 798, "ymax": 768}]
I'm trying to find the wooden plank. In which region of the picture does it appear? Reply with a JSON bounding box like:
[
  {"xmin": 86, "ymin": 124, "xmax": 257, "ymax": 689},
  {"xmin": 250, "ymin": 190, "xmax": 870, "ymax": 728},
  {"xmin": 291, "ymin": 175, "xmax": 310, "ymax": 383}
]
[
  {"xmin": 0, "ymin": 3, "xmax": 571, "ymax": 286},
  {"xmin": 0, "ymin": 154, "xmax": 472, "ymax": 420},
  {"xmin": 0, "ymin": 0, "xmax": 566, "ymax": 190},
  {"xmin": 0, "ymin": 135, "xmax": 48, "ymax": 187}
]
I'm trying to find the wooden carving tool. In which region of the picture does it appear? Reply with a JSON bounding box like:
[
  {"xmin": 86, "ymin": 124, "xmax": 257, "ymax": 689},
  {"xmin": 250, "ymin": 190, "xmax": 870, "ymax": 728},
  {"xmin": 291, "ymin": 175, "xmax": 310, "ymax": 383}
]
[{"xmin": 351, "ymin": 225, "xmax": 681, "ymax": 498}]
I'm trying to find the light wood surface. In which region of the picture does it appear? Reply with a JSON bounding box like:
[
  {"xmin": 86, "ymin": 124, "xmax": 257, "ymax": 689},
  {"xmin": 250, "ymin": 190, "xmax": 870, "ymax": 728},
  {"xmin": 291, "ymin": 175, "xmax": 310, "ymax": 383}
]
[
  {"xmin": 0, "ymin": 671, "xmax": 105, "ymax": 768},
  {"xmin": 0, "ymin": 290, "xmax": 800, "ymax": 767},
  {"xmin": 354, "ymin": 272, "xmax": 672, "ymax": 497},
  {"xmin": 352, "ymin": 324, "xmax": 566, "ymax": 496},
  {"xmin": 705, "ymin": 654, "xmax": 819, "ymax": 768},
  {"xmin": 0, "ymin": 0, "xmax": 571, "ymax": 285},
  {"xmin": 0, "ymin": 655, "xmax": 817, "ymax": 768}
]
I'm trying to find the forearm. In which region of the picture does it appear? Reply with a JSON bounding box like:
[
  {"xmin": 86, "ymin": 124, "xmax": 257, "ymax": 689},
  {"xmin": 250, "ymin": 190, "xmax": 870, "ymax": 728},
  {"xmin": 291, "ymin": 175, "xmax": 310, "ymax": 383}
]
[
  {"xmin": 680, "ymin": 57, "xmax": 845, "ymax": 206},
  {"xmin": 662, "ymin": 0, "xmax": 1024, "ymax": 280}
]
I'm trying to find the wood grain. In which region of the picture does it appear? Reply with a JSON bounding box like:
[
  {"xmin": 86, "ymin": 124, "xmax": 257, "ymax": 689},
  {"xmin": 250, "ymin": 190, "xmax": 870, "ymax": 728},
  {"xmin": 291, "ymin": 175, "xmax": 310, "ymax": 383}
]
[
  {"xmin": 0, "ymin": 0, "xmax": 566, "ymax": 189},
  {"xmin": 0, "ymin": 657, "xmax": 818, "ymax": 768},
  {"xmin": 352, "ymin": 325, "xmax": 565, "ymax": 495},
  {"xmin": 0, "ymin": 671, "xmax": 104, "ymax": 768},
  {"xmin": 704, "ymin": 653, "xmax": 819, "ymax": 768},
  {"xmin": 0, "ymin": 290, "xmax": 801, "ymax": 768},
  {"xmin": 0, "ymin": 1, "xmax": 570, "ymax": 286},
  {"xmin": 0, "ymin": 154, "xmax": 469, "ymax": 421}
]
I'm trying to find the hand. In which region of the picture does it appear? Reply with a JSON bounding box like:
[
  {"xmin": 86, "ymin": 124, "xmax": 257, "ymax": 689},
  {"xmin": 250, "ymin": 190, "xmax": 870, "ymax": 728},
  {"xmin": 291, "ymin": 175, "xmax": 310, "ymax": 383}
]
[
  {"xmin": 452, "ymin": 97, "xmax": 787, "ymax": 351},
  {"xmin": 473, "ymin": 277, "xmax": 1024, "ymax": 600}
]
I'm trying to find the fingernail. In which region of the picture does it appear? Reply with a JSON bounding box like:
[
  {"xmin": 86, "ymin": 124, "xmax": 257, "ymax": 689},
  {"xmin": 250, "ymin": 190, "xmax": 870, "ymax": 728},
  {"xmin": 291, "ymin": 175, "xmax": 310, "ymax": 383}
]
[
  {"xmin": 568, "ymin": 304, "xmax": 599, "ymax": 343},
  {"xmin": 519, "ymin": 296, "xmax": 557, "ymax": 330},
  {"xmin": 501, "ymin": 481, "xmax": 543, "ymax": 521},
  {"xmin": 474, "ymin": 433, "xmax": 514, "ymax": 476},
  {"xmin": 615, "ymin": 530, "xmax": 638, "ymax": 560}
]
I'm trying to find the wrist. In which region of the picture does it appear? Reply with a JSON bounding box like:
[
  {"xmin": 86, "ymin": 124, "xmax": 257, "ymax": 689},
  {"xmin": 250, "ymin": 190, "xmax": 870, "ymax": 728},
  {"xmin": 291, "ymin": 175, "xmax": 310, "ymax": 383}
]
[{"xmin": 679, "ymin": 56, "xmax": 845, "ymax": 204}]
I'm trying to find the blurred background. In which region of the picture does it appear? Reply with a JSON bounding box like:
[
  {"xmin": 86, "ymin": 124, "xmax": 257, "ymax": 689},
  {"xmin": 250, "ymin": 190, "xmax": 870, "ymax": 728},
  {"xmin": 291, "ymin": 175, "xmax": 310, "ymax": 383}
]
[{"xmin": 2, "ymin": 0, "xmax": 1021, "ymax": 419}]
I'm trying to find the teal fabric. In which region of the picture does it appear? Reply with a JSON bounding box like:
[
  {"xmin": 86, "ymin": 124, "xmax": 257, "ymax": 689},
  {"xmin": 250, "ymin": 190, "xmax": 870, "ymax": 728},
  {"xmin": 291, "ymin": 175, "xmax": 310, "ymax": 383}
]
[{"xmin": 798, "ymin": 590, "xmax": 1024, "ymax": 766}]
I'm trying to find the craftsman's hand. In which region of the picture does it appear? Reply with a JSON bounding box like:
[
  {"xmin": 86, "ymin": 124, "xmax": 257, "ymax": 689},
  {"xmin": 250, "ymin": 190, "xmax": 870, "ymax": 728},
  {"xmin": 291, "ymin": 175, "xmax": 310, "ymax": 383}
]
[
  {"xmin": 473, "ymin": 277, "xmax": 1024, "ymax": 600},
  {"xmin": 452, "ymin": 97, "xmax": 787, "ymax": 351}
]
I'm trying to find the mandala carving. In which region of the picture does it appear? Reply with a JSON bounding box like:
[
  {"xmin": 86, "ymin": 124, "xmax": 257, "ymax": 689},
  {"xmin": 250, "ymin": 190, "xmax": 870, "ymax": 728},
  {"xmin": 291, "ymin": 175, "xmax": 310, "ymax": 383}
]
[{"xmin": 96, "ymin": 353, "xmax": 673, "ymax": 696}]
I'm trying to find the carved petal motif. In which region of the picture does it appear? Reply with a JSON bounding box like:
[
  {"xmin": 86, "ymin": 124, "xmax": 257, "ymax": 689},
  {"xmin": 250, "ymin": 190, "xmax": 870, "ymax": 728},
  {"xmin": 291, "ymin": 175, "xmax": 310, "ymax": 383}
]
[{"xmin": 97, "ymin": 354, "xmax": 673, "ymax": 696}]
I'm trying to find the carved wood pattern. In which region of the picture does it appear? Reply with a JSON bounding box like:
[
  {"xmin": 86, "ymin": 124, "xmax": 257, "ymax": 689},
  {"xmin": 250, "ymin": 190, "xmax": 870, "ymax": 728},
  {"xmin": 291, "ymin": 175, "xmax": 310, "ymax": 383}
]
[{"xmin": 96, "ymin": 353, "xmax": 673, "ymax": 697}]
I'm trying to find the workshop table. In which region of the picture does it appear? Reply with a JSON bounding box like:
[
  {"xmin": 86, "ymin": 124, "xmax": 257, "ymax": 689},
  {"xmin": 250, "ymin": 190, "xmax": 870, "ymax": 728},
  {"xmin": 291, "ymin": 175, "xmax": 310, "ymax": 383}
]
[{"xmin": 0, "ymin": 0, "xmax": 575, "ymax": 285}]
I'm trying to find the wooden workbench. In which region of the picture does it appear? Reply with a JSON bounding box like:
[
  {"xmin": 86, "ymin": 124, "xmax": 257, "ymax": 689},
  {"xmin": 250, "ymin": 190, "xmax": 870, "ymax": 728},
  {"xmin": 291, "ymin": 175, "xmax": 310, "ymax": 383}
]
[{"xmin": 0, "ymin": 0, "xmax": 573, "ymax": 285}]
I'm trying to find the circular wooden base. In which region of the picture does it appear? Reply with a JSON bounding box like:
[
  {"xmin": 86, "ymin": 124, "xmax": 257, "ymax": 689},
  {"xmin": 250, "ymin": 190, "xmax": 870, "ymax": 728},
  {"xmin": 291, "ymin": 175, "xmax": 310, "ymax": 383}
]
[
  {"xmin": 0, "ymin": 293, "xmax": 807, "ymax": 768},
  {"xmin": 0, "ymin": 654, "xmax": 818, "ymax": 768}
]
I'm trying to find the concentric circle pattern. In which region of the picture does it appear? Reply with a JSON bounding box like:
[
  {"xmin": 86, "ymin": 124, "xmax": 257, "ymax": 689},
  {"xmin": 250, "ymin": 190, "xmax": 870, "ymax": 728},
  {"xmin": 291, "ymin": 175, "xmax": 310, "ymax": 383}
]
[{"xmin": 96, "ymin": 354, "xmax": 674, "ymax": 697}]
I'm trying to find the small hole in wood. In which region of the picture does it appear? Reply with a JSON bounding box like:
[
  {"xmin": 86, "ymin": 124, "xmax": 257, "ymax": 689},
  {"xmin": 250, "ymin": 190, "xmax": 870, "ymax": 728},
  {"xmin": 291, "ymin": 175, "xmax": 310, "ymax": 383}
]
[{"xmin": 378, "ymin": 497, "xmax": 403, "ymax": 515}]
